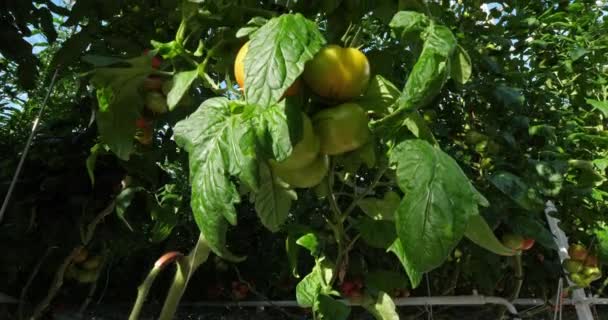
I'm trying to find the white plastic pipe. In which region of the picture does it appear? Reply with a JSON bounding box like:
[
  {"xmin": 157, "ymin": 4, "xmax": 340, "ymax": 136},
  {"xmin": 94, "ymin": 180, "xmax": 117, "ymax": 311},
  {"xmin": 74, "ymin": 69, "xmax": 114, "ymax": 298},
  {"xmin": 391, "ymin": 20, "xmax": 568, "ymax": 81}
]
[{"xmin": 182, "ymin": 295, "xmax": 520, "ymax": 318}]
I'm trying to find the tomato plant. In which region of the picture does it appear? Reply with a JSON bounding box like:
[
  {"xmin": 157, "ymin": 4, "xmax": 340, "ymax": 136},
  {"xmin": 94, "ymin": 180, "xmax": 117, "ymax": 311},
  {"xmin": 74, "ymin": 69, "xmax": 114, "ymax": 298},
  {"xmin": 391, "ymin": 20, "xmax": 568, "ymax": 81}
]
[{"xmin": 3, "ymin": 1, "xmax": 608, "ymax": 320}]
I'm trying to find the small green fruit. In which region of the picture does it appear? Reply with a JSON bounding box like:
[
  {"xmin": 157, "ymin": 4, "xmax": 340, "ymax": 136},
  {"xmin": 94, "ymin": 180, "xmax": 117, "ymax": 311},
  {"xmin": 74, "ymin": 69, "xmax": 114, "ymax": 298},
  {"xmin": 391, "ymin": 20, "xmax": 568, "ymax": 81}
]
[
  {"xmin": 569, "ymin": 273, "xmax": 589, "ymax": 287},
  {"xmin": 562, "ymin": 259, "xmax": 584, "ymax": 274}
]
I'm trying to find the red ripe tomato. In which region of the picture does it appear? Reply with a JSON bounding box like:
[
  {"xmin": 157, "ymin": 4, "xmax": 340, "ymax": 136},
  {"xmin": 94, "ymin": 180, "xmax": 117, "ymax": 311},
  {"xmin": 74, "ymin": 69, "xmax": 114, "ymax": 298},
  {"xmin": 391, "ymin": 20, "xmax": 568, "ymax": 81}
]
[
  {"xmin": 568, "ymin": 244, "xmax": 588, "ymax": 261},
  {"xmin": 135, "ymin": 117, "xmax": 150, "ymax": 129},
  {"xmin": 521, "ymin": 238, "xmax": 535, "ymax": 250}
]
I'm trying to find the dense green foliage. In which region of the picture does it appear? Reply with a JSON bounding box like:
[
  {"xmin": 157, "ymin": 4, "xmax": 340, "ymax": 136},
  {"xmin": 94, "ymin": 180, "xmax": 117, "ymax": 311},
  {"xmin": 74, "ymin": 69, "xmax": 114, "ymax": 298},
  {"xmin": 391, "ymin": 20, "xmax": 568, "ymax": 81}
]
[{"xmin": 1, "ymin": 1, "xmax": 608, "ymax": 319}]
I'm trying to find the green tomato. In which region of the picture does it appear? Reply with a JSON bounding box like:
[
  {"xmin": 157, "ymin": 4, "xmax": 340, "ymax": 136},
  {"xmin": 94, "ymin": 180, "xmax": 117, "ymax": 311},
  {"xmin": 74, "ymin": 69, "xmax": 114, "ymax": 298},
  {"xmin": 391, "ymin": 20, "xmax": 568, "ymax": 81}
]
[
  {"xmin": 562, "ymin": 259, "xmax": 584, "ymax": 274},
  {"xmin": 569, "ymin": 272, "xmax": 589, "ymax": 287},
  {"xmin": 145, "ymin": 91, "xmax": 168, "ymax": 114},
  {"xmin": 313, "ymin": 103, "xmax": 370, "ymax": 155},
  {"xmin": 303, "ymin": 45, "xmax": 370, "ymax": 100},
  {"xmin": 82, "ymin": 256, "xmax": 103, "ymax": 270},
  {"xmin": 501, "ymin": 233, "xmax": 524, "ymax": 251},
  {"xmin": 582, "ymin": 266, "xmax": 602, "ymax": 281},
  {"xmin": 274, "ymin": 155, "xmax": 328, "ymax": 188},
  {"xmin": 65, "ymin": 264, "xmax": 79, "ymax": 280},
  {"xmin": 270, "ymin": 114, "xmax": 320, "ymax": 171},
  {"xmin": 76, "ymin": 269, "xmax": 98, "ymax": 284}
]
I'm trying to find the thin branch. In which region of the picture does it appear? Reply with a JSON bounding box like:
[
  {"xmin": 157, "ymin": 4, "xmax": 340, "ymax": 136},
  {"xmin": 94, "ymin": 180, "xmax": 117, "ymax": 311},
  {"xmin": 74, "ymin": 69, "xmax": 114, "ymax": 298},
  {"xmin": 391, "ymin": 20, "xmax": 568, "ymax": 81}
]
[{"xmin": 19, "ymin": 246, "xmax": 57, "ymax": 320}]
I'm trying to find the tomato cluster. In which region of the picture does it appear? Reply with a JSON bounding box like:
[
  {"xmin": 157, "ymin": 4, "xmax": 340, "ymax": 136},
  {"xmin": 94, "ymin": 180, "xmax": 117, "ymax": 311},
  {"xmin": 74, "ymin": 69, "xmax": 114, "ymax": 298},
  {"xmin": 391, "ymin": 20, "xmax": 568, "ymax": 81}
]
[
  {"xmin": 563, "ymin": 244, "xmax": 602, "ymax": 288},
  {"xmin": 64, "ymin": 248, "xmax": 103, "ymax": 284},
  {"xmin": 135, "ymin": 51, "xmax": 194, "ymax": 146},
  {"xmin": 234, "ymin": 43, "xmax": 371, "ymax": 188}
]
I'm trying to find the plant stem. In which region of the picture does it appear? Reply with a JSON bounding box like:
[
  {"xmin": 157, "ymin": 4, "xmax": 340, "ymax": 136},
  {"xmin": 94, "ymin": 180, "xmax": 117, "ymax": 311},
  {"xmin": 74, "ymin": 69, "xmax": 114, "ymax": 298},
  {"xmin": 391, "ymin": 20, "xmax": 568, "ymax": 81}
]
[
  {"xmin": 19, "ymin": 246, "xmax": 56, "ymax": 320},
  {"xmin": 158, "ymin": 233, "xmax": 211, "ymax": 320},
  {"xmin": 128, "ymin": 266, "xmax": 162, "ymax": 320},
  {"xmin": 497, "ymin": 253, "xmax": 523, "ymax": 319},
  {"xmin": 342, "ymin": 166, "xmax": 387, "ymax": 220},
  {"xmin": 158, "ymin": 261, "xmax": 188, "ymax": 320}
]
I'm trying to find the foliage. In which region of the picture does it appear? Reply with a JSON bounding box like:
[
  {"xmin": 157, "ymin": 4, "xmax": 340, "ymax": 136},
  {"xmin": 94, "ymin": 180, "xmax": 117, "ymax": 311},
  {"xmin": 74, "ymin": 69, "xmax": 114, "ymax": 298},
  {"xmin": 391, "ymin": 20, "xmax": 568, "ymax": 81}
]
[{"xmin": 1, "ymin": 1, "xmax": 608, "ymax": 319}]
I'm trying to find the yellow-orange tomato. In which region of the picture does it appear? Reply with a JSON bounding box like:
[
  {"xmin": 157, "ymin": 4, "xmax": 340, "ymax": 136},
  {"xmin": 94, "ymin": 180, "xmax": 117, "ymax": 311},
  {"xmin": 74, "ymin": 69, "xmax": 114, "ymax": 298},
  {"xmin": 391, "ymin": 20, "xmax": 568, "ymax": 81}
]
[
  {"xmin": 234, "ymin": 42, "xmax": 300, "ymax": 96},
  {"xmin": 303, "ymin": 45, "xmax": 370, "ymax": 101}
]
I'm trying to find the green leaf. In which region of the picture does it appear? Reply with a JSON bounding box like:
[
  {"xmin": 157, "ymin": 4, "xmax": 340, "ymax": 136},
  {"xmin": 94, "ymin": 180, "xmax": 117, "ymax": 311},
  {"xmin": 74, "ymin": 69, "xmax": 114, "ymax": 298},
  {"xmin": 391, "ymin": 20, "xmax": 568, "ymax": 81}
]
[
  {"xmin": 594, "ymin": 226, "xmax": 608, "ymax": 264},
  {"xmin": 361, "ymin": 292, "xmax": 400, "ymax": 320},
  {"xmin": 149, "ymin": 203, "xmax": 178, "ymax": 243},
  {"xmin": 569, "ymin": 47, "xmax": 588, "ymax": 61},
  {"xmin": 246, "ymin": 13, "xmax": 326, "ymax": 107},
  {"xmin": 236, "ymin": 17, "xmax": 268, "ymax": 38},
  {"xmin": 357, "ymin": 75, "xmax": 401, "ymax": 115},
  {"xmin": 450, "ymin": 45, "xmax": 472, "ymax": 84},
  {"xmin": 365, "ymin": 270, "xmax": 409, "ymax": 294},
  {"xmin": 389, "ymin": 139, "xmax": 483, "ymax": 273},
  {"xmin": 397, "ymin": 24, "xmax": 456, "ymax": 111},
  {"xmin": 296, "ymin": 233, "xmax": 321, "ymax": 256},
  {"xmin": 90, "ymin": 56, "xmax": 155, "ymax": 160},
  {"xmin": 254, "ymin": 162, "xmax": 297, "ymax": 232},
  {"xmin": 37, "ymin": 8, "xmax": 57, "ymax": 44},
  {"xmin": 509, "ymin": 215, "xmax": 557, "ymax": 250},
  {"xmin": 48, "ymin": 28, "xmax": 92, "ymax": 78},
  {"xmin": 254, "ymin": 100, "xmax": 302, "ymax": 162},
  {"xmin": 174, "ymin": 97, "xmax": 259, "ymax": 261},
  {"xmin": 493, "ymin": 85, "xmax": 524, "ymax": 109},
  {"xmin": 465, "ymin": 215, "xmax": 516, "ymax": 256},
  {"xmin": 355, "ymin": 216, "xmax": 397, "ymax": 249},
  {"xmin": 389, "ymin": 11, "xmax": 429, "ymax": 41},
  {"xmin": 358, "ymin": 191, "xmax": 401, "ymax": 221},
  {"xmin": 489, "ymin": 171, "xmax": 542, "ymax": 211},
  {"xmin": 388, "ymin": 239, "xmax": 422, "ymax": 288},
  {"xmin": 316, "ymin": 294, "xmax": 350, "ymax": 320},
  {"xmin": 115, "ymin": 187, "xmax": 142, "ymax": 231},
  {"xmin": 166, "ymin": 70, "xmax": 197, "ymax": 111},
  {"xmin": 286, "ymin": 224, "xmax": 314, "ymax": 278},
  {"xmin": 586, "ymin": 99, "xmax": 608, "ymax": 117},
  {"xmin": 403, "ymin": 112, "xmax": 437, "ymax": 145},
  {"xmin": 296, "ymin": 259, "xmax": 334, "ymax": 307},
  {"xmin": 86, "ymin": 143, "xmax": 108, "ymax": 185}
]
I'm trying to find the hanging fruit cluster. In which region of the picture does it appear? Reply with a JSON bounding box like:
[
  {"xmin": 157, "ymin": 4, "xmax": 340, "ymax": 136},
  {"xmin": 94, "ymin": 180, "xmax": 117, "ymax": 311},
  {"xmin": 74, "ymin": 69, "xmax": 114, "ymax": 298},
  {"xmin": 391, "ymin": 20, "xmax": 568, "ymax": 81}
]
[
  {"xmin": 64, "ymin": 248, "xmax": 103, "ymax": 284},
  {"xmin": 562, "ymin": 244, "xmax": 602, "ymax": 288},
  {"xmin": 234, "ymin": 43, "xmax": 371, "ymax": 188}
]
